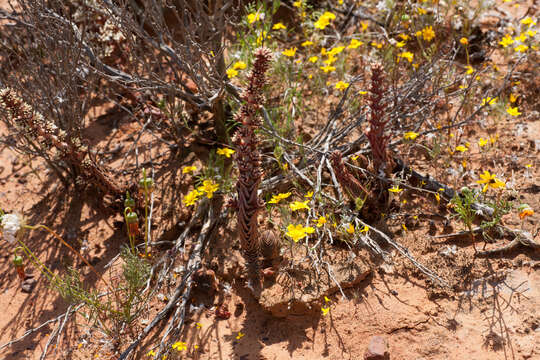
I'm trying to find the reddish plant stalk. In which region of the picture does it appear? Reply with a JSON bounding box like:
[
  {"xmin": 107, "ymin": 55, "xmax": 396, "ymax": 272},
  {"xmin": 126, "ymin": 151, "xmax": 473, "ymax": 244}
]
[
  {"xmin": 0, "ymin": 88, "xmax": 123, "ymax": 196},
  {"xmin": 365, "ymin": 65, "xmax": 390, "ymax": 174},
  {"xmin": 330, "ymin": 150, "xmax": 368, "ymax": 199},
  {"xmin": 233, "ymin": 48, "xmax": 272, "ymax": 284}
]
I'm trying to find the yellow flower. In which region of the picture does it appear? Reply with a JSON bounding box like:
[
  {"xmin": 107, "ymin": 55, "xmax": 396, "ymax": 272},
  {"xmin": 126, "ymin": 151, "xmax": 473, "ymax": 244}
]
[
  {"xmin": 422, "ymin": 26, "xmax": 435, "ymax": 41},
  {"xmin": 256, "ymin": 30, "xmax": 269, "ymax": 46},
  {"xmin": 476, "ymin": 170, "xmax": 505, "ymax": 192},
  {"xmin": 481, "ymin": 97, "xmax": 497, "ymax": 106},
  {"xmin": 360, "ymin": 21, "xmax": 368, "ymax": 32},
  {"xmin": 305, "ymin": 191, "xmax": 313, "ymax": 198},
  {"xmin": 371, "ymin": 41, "xmax": 383, "ymax": 49},
  {"xmin": 399, "ymin": 51, "xmax": 414, "ymax": 63},
  {"xmin": 313, "ymin": 17, "xmax": 330, "ymax": 30},
  {"xmin": 402, "ymin": 224, "xmax": 408, "ymax": 231},
  {"xmin": 324, "ymin": 296, "xmax": 331, "ymax": 303},
  {"xmin": 399, "ymin": 34, "xmax": 410, "ymax": 41},
  {"xmin": 506, "ymin": 106, "xmax": 521, "ymax": 116},
  {"xmin": 514, "ymin": 44, "xmax": 528, "ymax": 52},
  {"xmin": 520, "ymin": 17, "xmax": 535, "ymax": 25},
  {"xmin": 404, "ymin": 131, "xmax": 418, "ymax": 140},
  {"xmin": 348, "ymin": 39, "xmax": 363, "ymax": 49},
  {"xmin": 346, "ymin": 223, "xmax": 354, "ymax": 234},
  {"xmin": 282, "ymin": 47, "xmax": 297, "ymax": 57},
  {"xmin": 388, "ymin": 186, "xmax": 403, "ymax": 193},
  {"xmin": 217, "ymin": 147, "xmax": 235, "ymax": 157},
  {"xmin": 197, "ymin": 180, "xmax": 219, "ymax": 199},
  {"xmin": 320, "ymin": 65, "xmax": 336, "ymax": 73},
  {"xmin": 465, "ymin": 65, "xmax": 474, "ymax": 74},
  {"xmin": 434, "ymin": 192, "xmax": 440, "ymax": 202},
  {"xmin": 302, "ymin": 40, "xmax": 314, "ymax": 47},
  {"xmin": 323, "ymin": 56, "xmax": 338, "ymax": 65},
  {"xmin": 499, "ymin": 34, "xmax": 514, "ymax": 47},
  {"xmin": 509, "ymin": 93, "xmax": 518, "ymax": 103},
  {"xmin": 309, "ymin": 56, "xmax": 318, "ymax": 63},
  {"xmin": 290, "ymin": 200, "xmax": 310, "ymax": 211},
  {"xmin": 147, "ymin": 350, "xmax": 156, "ymax": 357},
  {"xmin": 359, "ymin": 225, "xmax": 369, "ymax": 233},
  {"xmin": 417, "ymin": 7, "xmax": 427, "ymax": 15},
  {"xmin": 268, "ymin": 192, "xmax": 292, "ymax": 204},
  {"xmin": 351, "ymin": 155, "xmax": 360, "ymax": 161},
  {"xmin": 460, "ymin": 37, "xmax": 469, "ymax": 45},
  {"xmin": 328, "ymin": 46, "xmax": 345, "ymax": 56},
  {"xmin": 182, "ymin": 165, "xmax": 197, "ymax": 174},
  {"xmin": 183, "ymin": 189, "xmax": 201, "ymax": 206},
  {"xmin": 236, "ymin": 332, "xmax": 245, "ymax": 340},
  {"xmin": 247, "ymin": 13, "xmax": 261, "ymax": 24},
  {"xmin": 226, "ymin": 68, "xmax": 238, "ymax": 79},
  {"xmin": 315, "ymin": 216, "xmax": 327, "ymax": 227},
  {"xmin": 196, "ymin": 322, "xmax": 202, "ymax": 329},
  {"xmin": 286, "ymin": 224, "xmax": 315, "ymax": 242},
  {"xmin": 526, "ymin": 30, "xmax": 537, "ymax": 37},
  {"xmin": 314, "ymin": 12, "xmax": 336, "ymax": 30},
  {"xmin": 233, "ymin": 61, "xmax": 247, "ymax": 70},
  {"xmin": 514, "ymin": 33, "xmax": 527, "ymax": 42},
  {"xmin": 396, "ymin": 41, "xmax": 406, "ymax": 48},
  {"xmin": 272, "ymin": 22, "xmax": 286, "ymax": 30},
  {"xmin": 172, "ymin": 341, "xmax": 187, "ymax": 351},
  {"xmin": 478, "ymin": 138, "xmax": 488, "ymax": 147},
  {"xmin": 358, "ymin": 90, "xmax": 368, "ymax": 95},
  {"xmin": 321, "ymin": 306, "xmax": 330, "ymax": 316},
  {"xmin": 335, "ymin": 81, "xmax": 349, "ymax": 91},
  {"xmin": 455, "ymin": 145, "xmax": 468, "ymax": 152},
  {"xmin": 293, "ymin": 1, "xmax": 302, "ymax": 7}
]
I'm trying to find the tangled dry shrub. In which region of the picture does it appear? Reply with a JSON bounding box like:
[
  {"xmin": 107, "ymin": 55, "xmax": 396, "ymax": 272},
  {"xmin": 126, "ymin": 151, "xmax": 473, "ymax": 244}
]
[{"xmin": 0, "ymin": 88, "xmax": 124, "ymax": 197}]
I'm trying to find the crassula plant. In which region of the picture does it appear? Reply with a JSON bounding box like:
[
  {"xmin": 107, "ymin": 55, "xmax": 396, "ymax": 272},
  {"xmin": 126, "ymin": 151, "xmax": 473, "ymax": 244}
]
[{"xmin": 232, "ymin": 48, "xmax": 272, "ymax": 291}]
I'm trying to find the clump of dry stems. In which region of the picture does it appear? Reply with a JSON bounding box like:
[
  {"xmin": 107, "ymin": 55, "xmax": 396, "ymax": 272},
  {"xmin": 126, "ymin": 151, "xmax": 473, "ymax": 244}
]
[{"xmin": 0, "ymin": 88, "xmax": 124, "ymax": 197}]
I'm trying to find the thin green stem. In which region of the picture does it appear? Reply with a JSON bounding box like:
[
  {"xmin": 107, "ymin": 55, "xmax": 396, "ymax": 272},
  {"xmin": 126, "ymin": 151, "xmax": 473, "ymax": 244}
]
[{"xmin": 24, "ymin": 224, "xmax": 111, "ymax": 289}]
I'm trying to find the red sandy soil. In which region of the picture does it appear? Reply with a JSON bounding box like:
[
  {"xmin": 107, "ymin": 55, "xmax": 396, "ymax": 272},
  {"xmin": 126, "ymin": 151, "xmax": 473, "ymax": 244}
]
[{"xmin": 0, "ymin": 1, "xmax": 539, "ymax": 360}]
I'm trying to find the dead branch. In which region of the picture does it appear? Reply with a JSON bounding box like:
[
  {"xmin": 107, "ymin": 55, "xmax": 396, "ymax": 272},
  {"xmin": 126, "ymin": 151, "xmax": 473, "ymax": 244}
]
[
  {"xmin": 0, "ymin": 304, "xmax": 82, "ymax": 352},
  {"xmin": 355, "ymin": 218, "xmax": 448, "ymax": 287},
  {"xmin": 477, "ymin": 229, "xmax": 540, "ymax": 257},
  {"xmin": 117, "ymin": 200, "xmax": 224, "ymax": 360}
]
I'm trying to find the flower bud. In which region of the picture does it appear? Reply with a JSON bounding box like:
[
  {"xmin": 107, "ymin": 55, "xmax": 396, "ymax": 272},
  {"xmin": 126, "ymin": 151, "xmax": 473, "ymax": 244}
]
[
  {"xmin": 13, "ymin": 255, "xmax": 25, "ymax": 280},
  {"xmin": 126, "ymin": 211, "xmax": 139, "ymax": 237}
]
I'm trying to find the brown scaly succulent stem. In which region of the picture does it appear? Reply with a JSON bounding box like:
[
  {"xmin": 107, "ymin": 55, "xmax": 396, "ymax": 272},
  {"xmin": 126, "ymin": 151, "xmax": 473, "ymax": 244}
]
[
  {"xmin": 0, "ymin": 88, "xmax": 124, "ymax": 197},
  {"xmin": 330, "ymin": 150, "xmax": 368, "ymax": 199},
  {"xmin": 366, "ymin": 65, "xmax": 390, "ymax": 175},
  {"xmin": 233, "ymin": 48, "xmax": 272, "ymax": 287}
]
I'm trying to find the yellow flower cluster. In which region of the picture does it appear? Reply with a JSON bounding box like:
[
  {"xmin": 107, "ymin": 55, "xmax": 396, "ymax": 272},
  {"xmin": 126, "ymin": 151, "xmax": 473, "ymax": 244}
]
[
  {"xmin": 314, "ymin": 11, "xmax": 336, "ymax": 30},
  {"xmin": 286, "ymin": 223, "xmax": 315, "ymax": 242},
  {"xmin": 227, "ymin": 61, "xmax": 248, "ymax": 79},
  {"xmin": 182, "ymin": 180, "xmax": 219, "ymax": 206}
]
